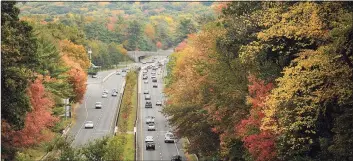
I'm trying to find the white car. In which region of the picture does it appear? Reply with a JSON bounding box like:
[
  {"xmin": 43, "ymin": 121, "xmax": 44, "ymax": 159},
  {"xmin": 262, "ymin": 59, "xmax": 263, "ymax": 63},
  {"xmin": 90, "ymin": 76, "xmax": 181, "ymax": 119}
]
[
  {"xmin": 103, "ymin": 89, "xmax": 109, "ymax": 94},
  {"xmin": 146, "ymin": 116, "xmax": 155, "ymax": 124},
  {"xmin": 156, "ymin": 100, "xmax": 162, "ymax": 106},
  {"xmin": 116, "ymin": 71, "xmax": 121, "ymax": 75},
  {"xmin": 144, "ymin": 90, "xmax": 149, "ymax": 94},
  {"xmin": 84, "ymin": 121, "xmax": 94, "ymax": 129},
  {"xmin": 164, "ymin": 132, "xmax": 175, "ymax": 143},
  {"xmin": 145, "ymin": 136, "xmax": 154, "ymax": 142},
  {"xmin": 95, "ymin": 102, "xmax": 102, "ymax": 109},
  {"xmin": 112, "ymin": 91, "xmax": 118, "ymax": 96},
  {"xmin": 145, "ymin": 94, "xmax": 151, "ymax": 100},
  {"xmin": 148, "ymin": 123, "xmax": 156, "ymax": 131},
  {"xmin": 102, "ymin": 93, "xmax": 108, "ymax": 98},
  {"xmin": 144, "ymin": 80, "xmax": 148, "ymax": 84},
  {"xmin": 92, "ymin": 75, "xmax": 98, "ymax": 78}
]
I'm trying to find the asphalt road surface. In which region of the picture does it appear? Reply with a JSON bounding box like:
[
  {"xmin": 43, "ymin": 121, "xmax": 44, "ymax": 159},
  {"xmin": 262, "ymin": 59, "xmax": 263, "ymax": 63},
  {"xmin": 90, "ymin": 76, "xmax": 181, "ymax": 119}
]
[
  {"xmin": 138, "ymin": 57, "xmax": 186, "ymax": 161},
  {"xmin": 69, "ymin": 69, "xmax": 125, "ymax": 147}
]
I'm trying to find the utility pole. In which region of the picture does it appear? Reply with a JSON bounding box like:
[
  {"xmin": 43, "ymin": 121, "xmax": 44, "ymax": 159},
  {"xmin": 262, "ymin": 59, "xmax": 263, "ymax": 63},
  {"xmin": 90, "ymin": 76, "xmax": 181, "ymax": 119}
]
[{"xmin": 88, "ymin": 48, "xmax": 92, "ymax": 67}]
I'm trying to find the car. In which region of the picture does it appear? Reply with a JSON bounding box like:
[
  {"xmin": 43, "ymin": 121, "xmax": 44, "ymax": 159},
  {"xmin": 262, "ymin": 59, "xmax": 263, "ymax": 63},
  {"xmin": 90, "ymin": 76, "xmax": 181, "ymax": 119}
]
[
  {"xmin": 122, "ymin": 69, "xmax": 126, "ymax": 72},
  {"xmin": 142, "ymin": 62, "xmax": 146, "ymax": 64},
  {"xmin": 153, "ymin": 84, "xmax": 158, "ymax": 88},
  {"xmin": 112, "ymin": 91, "xmax": 118, "ymax": 96},
  {"xmin": 92, "ymin": 75, "xmax": 98, "ymax": 78},
  {"xmin": 156, "ymin": 100, "xmax": 162, "ymax": 106},
  {"xmin": 146, "ymin": 141, "xmax": 155, "ymax": 150},
  {"xmin": 103, "ymin": 89, "xmax": 109, "ymax": 94},
  {"xmin": 146, "ymin": 116, "xmax": 155, "ymax": 124},
  {"xmin": 145, "ymin": 136, "xmax": 154, "ymax": 142},
  {"xmin": 102, "ymin": 93, "xmax": 108, "ymax": 98},
  {"xmin": 95, "ymin": 102, "xmax": 102, "ymax": 109},
  {"xmin": 145, "ymin": 94, "xmax": 151, "ymax": 100},
  {"xmin": 116, "ymin": 71, "xmax": 121, "ymax": 75},
  {"xmin": 84, "ymin": 121, "xmax": 94, "ymax": 129},
  {"xmin": 148, "ymin": 123, "xmax": 156, "ymax": 131},
  {"xmin": 143, "ymin": 70, "xmax": 148, "ymax": 74},
  {"xmin": 122, "ymin": 72, "xmax": 127, "ymax": 77},
  {"xmin": 144, "ymin": 80, "xmax": 148, "ymax": 84},
  {"xmin": 152, "ymin": 78, "xmax": 157, "ymax": 82},
  {"xmin": 143, "ymin": 75, "xmax": 148, "ymax": 80},
  {"xmin": 144, "ymin": 90, "xmax": 149, "ymax": 94},
  {"xmin": 151, "ymin": 71, "xmax": 156, "ymax": 74},
  {"xmin": 171, "ymin": 155, "xmax": 182, "ymax": 161},
  {"xmin": 164, "ymin": 132, "xmax": 175, "ymax": 143},
  {"xmin": 145, "ymin": 101, "xmax": 152, "ymax": 108}
]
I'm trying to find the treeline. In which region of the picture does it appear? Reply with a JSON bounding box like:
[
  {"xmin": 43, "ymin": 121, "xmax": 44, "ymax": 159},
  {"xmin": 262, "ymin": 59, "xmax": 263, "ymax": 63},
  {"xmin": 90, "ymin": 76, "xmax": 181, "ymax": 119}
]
[
  {"xmin": 164, "ymin": 2, "xmax": 353, "ymax": 161},
  {"xmin": 1, "ymin": 2, "xmax": 90, "ymax": 160},
  {"xmin": 17, "ymin": 2, "xmax": 217, "ymax": 53}
]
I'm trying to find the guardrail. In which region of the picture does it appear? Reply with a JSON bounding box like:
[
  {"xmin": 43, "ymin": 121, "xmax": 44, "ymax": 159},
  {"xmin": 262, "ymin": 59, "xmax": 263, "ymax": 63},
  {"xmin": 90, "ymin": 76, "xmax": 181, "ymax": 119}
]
[
  {"xmin": 112, "ymin": 79, "xmax": 126, "ymax": 135},
  {"xmin": 134, "ymin": 69, "xmax": 141, "ymax": 161}
]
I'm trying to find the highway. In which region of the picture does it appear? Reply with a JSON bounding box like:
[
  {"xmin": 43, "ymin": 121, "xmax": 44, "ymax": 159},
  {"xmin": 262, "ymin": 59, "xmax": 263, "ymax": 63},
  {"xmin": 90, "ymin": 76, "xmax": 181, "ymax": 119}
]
[
  {"xmin": 137, "ymin": 56, "xmax": 186, "ymax": 160},
  {"xmin": 69, "ymin": 69, "xmax": 125, "ymax": 147}
]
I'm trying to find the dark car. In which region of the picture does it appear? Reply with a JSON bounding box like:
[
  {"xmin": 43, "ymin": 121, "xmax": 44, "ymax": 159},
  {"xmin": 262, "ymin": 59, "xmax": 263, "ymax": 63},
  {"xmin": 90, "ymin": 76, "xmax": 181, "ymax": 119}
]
[
  {"xmin": 152, "ymin": 78, "xmax": 157, "ymax": 82},
  {"xmin": 146, "ymin": 142, "xmax": 155, "ymax": 150},
  {"xmin": 145, "ymin": 101, "xmax": 152, "ymax": 108},
  {"xmin": 171, "ymin": 155, "xmax": 182, "ymax": 161}
]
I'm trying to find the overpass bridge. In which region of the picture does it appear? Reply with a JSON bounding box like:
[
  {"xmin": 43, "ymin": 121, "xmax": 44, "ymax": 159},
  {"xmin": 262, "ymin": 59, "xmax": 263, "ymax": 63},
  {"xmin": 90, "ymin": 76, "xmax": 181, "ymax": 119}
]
[{"xmin": 127, "ymin": 49, "xmax": 174, "ymax": 62}]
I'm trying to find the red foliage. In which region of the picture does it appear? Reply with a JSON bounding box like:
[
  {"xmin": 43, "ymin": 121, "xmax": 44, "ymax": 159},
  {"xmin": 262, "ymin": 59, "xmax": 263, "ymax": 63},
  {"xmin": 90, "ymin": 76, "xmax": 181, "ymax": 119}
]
[
  {"xmin": 12, "ymin": 78, "xmax": 58, "ymax": 147},
  {"xmin": 175, "ymin": 40, "xmax": 187, "ymax": 52},
  {"xmin": 156, "ymin": 41, "xmax": 163, "ymax": 49},
  {"xmin": 236, "ymin": 75, "xmax": 276, "ymax": 161},
  {"xmin": 243, "ymin": 131, "xmax": 277, "ymax": 161}
]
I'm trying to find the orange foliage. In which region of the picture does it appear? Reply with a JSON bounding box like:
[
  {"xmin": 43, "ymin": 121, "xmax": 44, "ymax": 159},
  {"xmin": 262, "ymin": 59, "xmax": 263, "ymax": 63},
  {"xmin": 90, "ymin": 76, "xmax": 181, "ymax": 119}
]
[
  {"xmin": 107, "ymin": 23, "xmax": 115, "ymax": 31},
  {"xmin": 144, "ymin": 24, "xmax": 155, "ymax": 40},
  {"xmin": 98, "ymin": 2, "xmax": 110, "ymax": 6},
  {"xmin": 62, "ymin": 55, "xmax": 87, "ymax": 103},
  {"xmin": 156, "ymin": 41, "xmax": 163, "ymax": 49},
  {"xmin": 12, "ymin": 78, "xmax": 58, "ymax": 147},
  {"xmin": 212, "ymin": 2, "xmax": 229, "ymax": 14},
  {"xmin": 175, "ymin": 40, "xmax": 187, "ymax": 52}
]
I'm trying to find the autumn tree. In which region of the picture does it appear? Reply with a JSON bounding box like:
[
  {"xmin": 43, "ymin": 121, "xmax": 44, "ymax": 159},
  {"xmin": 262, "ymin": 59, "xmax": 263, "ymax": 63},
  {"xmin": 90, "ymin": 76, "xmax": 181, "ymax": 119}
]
[{"xmin": 12, "ymin": 78, "xmax": 59, "ymax": 147}]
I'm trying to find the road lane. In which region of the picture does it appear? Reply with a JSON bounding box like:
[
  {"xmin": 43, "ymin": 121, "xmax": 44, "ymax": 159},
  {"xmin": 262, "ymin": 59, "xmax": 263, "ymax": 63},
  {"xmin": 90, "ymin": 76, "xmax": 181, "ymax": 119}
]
[
  {"xmin": 69, "ymin": 69, "xmax": 124, "ymax": 147},
  {"xmin": 138, "ymin": 56, "xmax": 186, "ymax": 160}
]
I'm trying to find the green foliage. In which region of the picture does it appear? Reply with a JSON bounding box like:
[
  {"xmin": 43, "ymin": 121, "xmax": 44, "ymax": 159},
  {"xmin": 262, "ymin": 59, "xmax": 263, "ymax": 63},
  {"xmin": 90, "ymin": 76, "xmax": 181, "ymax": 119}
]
[{"xmin": 1, "ymin": 1, "xmax": 39, "ymax": 130}]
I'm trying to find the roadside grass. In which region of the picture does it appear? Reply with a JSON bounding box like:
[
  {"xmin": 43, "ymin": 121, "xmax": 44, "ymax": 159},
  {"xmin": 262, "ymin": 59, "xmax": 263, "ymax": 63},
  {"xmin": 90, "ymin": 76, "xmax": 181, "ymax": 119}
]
[
  {"xmin": 127, "ymin": 82, "xmax": 137, "ymax": 131},
  {"xmin": 116, "ymin": 71, "xmax": 138, "ymax": 160},
  {"xmin": 117, "ymin": 71, "xmax": 137, "ymax": 132}
]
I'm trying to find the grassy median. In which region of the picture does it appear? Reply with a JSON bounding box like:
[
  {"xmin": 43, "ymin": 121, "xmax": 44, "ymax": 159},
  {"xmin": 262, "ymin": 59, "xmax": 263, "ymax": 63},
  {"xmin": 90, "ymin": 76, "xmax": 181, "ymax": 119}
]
[{"xmin": 117, "ymin": 71, "xmax": 138, "ymax": 160}]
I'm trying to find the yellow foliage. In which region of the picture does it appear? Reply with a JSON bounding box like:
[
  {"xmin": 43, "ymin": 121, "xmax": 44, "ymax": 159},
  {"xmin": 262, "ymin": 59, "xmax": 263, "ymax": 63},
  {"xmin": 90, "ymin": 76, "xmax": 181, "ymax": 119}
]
[
  {"xmin": 258, "ymin": 2, "xmax": 329, "ymax": 42},
  {"xmin": 59, "ymin": 40, "xmax": 90, "ymax": 70}
]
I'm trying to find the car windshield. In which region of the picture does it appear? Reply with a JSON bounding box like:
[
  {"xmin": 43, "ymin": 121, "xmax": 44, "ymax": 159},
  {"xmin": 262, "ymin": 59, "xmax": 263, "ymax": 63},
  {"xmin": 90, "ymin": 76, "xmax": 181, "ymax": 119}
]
[{"xmin": 86, "ymin": 121, "xmax": 93, "ymax": 124}]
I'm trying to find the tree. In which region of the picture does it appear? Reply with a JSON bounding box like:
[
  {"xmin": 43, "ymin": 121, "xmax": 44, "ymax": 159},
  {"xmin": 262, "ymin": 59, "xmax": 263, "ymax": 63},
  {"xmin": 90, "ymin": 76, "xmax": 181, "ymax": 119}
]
[
  {"xmin": 174, "ymin": 18, "xmax": 197, "ymax": 44},
  {"xmin": 103, "ymin": 135, "xmax": 126, "ymax": 160},
  {"xmin": 12, "ymin": 78, "xmax": 58, "ymax": 147},
  {"xmin": 1, "ymin": 1, "xmax": 39, "ymax": 130},
  {"xmin": 125, "ymin": 20, "xmax": 143, "ymax": 50},
  {"xmin": 81, "ymin": 137, "xmax": 109, "ymax": 161}
]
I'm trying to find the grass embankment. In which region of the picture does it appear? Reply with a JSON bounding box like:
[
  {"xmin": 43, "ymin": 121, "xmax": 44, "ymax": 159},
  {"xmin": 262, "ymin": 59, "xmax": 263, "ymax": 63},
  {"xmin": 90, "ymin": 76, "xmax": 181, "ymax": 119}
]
[{"xmin": 116, "ymin": 71, "xmax": 138, "ymax": 160}]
